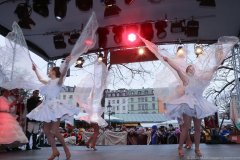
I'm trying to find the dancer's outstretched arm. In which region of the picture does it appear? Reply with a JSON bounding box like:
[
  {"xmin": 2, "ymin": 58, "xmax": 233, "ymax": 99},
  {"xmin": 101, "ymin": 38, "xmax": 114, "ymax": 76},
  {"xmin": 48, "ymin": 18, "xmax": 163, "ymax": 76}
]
[
  {"xmin": 162, "ymin": 56, "xmax": 188, "ymax": 86},
  {"xmin": 58, "ymin": 56, "xmax": 71, "ymax": 85},
  {"xmin": 32, "ymin": 64, "xmax": 48, "ymax": 84}
]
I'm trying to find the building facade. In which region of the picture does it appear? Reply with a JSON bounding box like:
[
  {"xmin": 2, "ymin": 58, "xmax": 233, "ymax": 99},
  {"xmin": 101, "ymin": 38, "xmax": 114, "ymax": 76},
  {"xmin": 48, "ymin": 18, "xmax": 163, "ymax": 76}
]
[
  {"xmin": 59, "ymin": 86, "xmax": 77, "ymax": 107},
  {"xmin": 104, "ymin": 88, "xmax": 159, "ymax": 114},
  {"xmin": 104, "ymin": 89, "xmax": 129, "ymax": 114}
]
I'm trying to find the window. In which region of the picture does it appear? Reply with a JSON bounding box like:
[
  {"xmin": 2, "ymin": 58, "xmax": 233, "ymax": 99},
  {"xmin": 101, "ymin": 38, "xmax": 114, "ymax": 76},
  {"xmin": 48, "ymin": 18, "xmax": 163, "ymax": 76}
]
[
  {"xmin": 144, "ymin": 90, "xmax": 148, "ymax": 95},
  {"xmin": 123, "ymin": 99, "xmax": 126, "ymax": 103},
  {"xmin": 141, "ymin": 97, "xmax": 144, "ymax": 102},
  {"xmin": 152, "ymin": 97, "xmax": 155, "ymax": 101},
  {"xmin": 138, "ymin": 97, "xmax": 141, "ymax": 102},
  {"xmin": 138, "ymin": 104, "xmax": 141, "ymax": 110},
  {"xmin": 63, "ymin": 95, "xmax": 66, "ymax": 100},
  {"xmin": 131, "ymin": 98, "xmax": 134, "ymax": 103},
  {"xmin": 112, "ymin": 93, "xmax": 115, "ymax": 97},
  {"xmin": 152, "ymin": 103, "xmax": 156, "ymax": 110},
  {"xmin": 117, "ymin": 100, "xmax": 119, "ymax": 104},
  {"xmin": 145, "ymin": 97, "xmax": 148, "ymax": 102},
  {"xmin": 145, "ymin": 104, "xmax": 148, "ymax": 110},
  {"xmin": 122, "ymin": 93, "xmax": 126, "ymax": 96},
  {"xmin": 117, "ymin": 93, "xmax": 120, "ymax": 97},
  {"xmin": 138, "ymin": 91, "xmax": 142, "ymax": 95},
  {"xmin": 108, "ymin": 100, "xmax": 111, "ymax": 104},
  {"xmin": 117, "ymin": 106, "xmax": 119, "ymax": 110},
  {"xmin": 112, "ymin": 100, "xmax": 115, "ymax": 104},
  {"xmin": 123, "ymin": 106, "xmax": 126, "ymax": 110},
  {"xmin": 131, "ymin": 104, "xmax": 134, "ymax": 111},
  {"xmin": 142, "ymin": 105, "xmax": 144, "ymax": 110},
  {"xmin": 69, "ymin": 95, "xmax": 73, "ymax": 99}
]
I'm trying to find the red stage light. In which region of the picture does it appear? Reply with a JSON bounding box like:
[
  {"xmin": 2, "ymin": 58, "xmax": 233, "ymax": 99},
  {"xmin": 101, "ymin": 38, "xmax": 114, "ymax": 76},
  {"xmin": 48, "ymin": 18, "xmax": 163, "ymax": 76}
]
[{"xmin": 128, "ymin": 33, "xmax": 137, "ymax": 42}]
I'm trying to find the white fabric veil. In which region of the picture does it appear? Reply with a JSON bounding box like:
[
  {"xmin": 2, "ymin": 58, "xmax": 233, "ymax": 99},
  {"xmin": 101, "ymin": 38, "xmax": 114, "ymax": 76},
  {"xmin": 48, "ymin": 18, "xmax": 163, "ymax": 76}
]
[
  {"xmin": 60, "ymin": 12, "xmax": 98, "ymax": 76},
  {"xmin": 193, "ymin": 36, "xmax": 239, "ymax": 83},
  {"xmin": 140, "ymin": 37, "xmax": 187, "ymax": 102},
  {"xmin": 140, "ymin": 36, "xmax": 239, "ymax": 102},
  {"xmin": 0, "ymin": 22, "xmax": 41, "ymax": 90},
  {"xmin": 74, "ymin": 61, "xmax": 108, "ymax": 127}
]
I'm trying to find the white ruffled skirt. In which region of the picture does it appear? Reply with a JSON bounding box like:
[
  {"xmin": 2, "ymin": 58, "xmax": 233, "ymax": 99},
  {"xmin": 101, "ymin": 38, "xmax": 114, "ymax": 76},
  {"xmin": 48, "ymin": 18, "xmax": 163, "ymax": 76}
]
[
  {"xmin": 0, "ymin": 112, "xmax": 28, "ymax": 144},
  {"xmin": 165, "ymin": 95, "xmax": 218, "ymax": 124},
  {"xmin": 27, "ymin": 98, "xmax": 80, "ymax": 124}
]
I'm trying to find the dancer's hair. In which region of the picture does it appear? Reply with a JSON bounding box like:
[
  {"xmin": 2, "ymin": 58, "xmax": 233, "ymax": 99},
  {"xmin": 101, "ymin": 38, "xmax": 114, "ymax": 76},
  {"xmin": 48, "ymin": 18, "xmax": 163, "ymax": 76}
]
[{"xmin": 52, "ymin": 67, "xmax": 61, "ymax": 78}]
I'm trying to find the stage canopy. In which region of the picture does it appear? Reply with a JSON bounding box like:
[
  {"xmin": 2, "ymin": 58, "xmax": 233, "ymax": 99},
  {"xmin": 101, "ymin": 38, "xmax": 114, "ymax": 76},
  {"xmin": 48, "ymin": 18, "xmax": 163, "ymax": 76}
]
[{"xmin": 0, "ymin": 0, "xmax": 239, "ymax": 61}]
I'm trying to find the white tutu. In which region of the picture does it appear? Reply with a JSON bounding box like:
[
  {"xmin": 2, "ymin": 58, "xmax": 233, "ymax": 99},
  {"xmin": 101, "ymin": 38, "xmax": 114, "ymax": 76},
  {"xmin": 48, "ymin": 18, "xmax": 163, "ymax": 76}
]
[
  {"xmin": 165, "ymin": 100, "xmax": 218, "ymax": 125},
  {"xmin": 27, "ymin": 78, "xmax": 80, "ymax": 124},
  {"xmin": 0, "ymin": 96, "xmax": 28, "ymax": 145},
  {"xmin": 27, "ymin": 99, "xmax": 80, "ymax": 124},
  {"xmin": 164, "ymin": 75, "xmax": 217, "ymax": 123}
]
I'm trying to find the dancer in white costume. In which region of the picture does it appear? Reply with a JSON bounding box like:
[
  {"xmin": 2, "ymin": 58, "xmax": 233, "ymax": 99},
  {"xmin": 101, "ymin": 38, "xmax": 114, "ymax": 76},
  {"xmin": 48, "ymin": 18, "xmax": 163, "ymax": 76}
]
[
  {"xmin": 27, "ymin": 12, "xmax": 98, "ymax": 160},
  {"xmin": 140, "ymin": 36, "xmax": 239, "ymax": 157},
  {"xmin": 74, "ymin": 61, "xmax": 108, "ymax": 150},
  {"xmin": 27, "ymin": 57, "xmax": 79, "ymax": 160},
  {"xmin": 0, "ymin": 89, "xmax": 28, "ymax": 148}
]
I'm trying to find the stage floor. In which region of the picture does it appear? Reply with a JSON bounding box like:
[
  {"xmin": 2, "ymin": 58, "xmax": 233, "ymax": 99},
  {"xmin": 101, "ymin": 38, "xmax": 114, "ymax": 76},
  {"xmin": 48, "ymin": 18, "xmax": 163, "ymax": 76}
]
[{"xmin": 0, "ymin": 144, "xmax": 240, "ymax": 160}]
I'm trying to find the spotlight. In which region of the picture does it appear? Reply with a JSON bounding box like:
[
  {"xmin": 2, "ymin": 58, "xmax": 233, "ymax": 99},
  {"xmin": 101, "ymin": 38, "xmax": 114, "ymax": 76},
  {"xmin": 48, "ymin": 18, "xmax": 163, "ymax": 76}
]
[
  {"xmin": 75, "ymin": 57, "xmax": 85, "ymax": 68},
  {"xmin": 68, "ymin": 32, "xmax": 80, "ymax": 45},
  {"xmin": 33, "ymin": 0, "xmax": 49, "ymax": 17},
  {"xmin": 155, "ymin": 20, "xmax": 168, "ymax": 39},
  {"xmin": 15, "ymin": 3, "xmax": 35, "ymax": 29},
  {"xmin": 125, "ymin": 25, "xmax": 138, "ymax": 43},
  {"xmin": 140, "ymin": 22, "xmax": 154, "ymax": 41},
  {"xmin": 170, "ymin": 20, "xmax": 185, "ymax": 33},
  {"xmin": 75, "ymin": 0, "xmax": 93, "ymax": 11},
  {"xmin": 97, "ymin": 27, "xmax": 109, "ymax": 48},
  {"xmin": 98, "ymin": 53, "xmax": 104, "ymax": 62},
  {"xmin": 104, "ymin": 0, "xmax": 121, "ymax": 17},
  {"xmin": 195, "ymin": 44, "xmax": 203, "ymax": 57},
  {"xmin": 177, "ymin": 46, "xmax": 185, "ymax": 57},
  {"xmin": 112, "ymin": 25, "xmax": 124, "ymax": 44},
  {"xmin": 54, "ymin": 0, "xmax": 67, "ymax": 21},
  {"xmin": 125, "ymin": 0, "xmax": 135, "ymax": 5},
  {"xmin": 128, "ymin": 33, "xmax": 137, "ymax": 42},
  {"xmin": 53, "ymin": 34, "xmax": 66, "ymax": 49},
  {"xmin": 138, "ymin": 48, "xmax": 145, "ymax": 55},
  {"xmin": 198, "ymin": 0, "xmax": 216, "ymax": 7},
  {"xmin": 185, "ymin": 19, "xmax": 199, "ymax": 37}
]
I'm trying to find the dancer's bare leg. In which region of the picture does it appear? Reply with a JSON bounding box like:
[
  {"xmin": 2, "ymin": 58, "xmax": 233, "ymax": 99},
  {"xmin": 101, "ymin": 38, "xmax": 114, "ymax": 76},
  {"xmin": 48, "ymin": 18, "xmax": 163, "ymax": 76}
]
[
  {"xmin": 90, "ymin": 124, "xmax": 99, "ymax": 150},
  {"xmin": 185, "ymin": 130, "xmax": 192, "ymax": 149},
  {"xmin": 193, "ymin": 117, "xmax": 202, "ymax": 156},
  {"xmin": 51, "ymin": 119, "xmax": 71, "ymax": 159},
  {"xmin": 43, "ymin": 122, "xmax": 59, "ymax": 159},
  {"xmin": 178, "ymin": 114, "xmax": 192, "ymax": 156}
]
